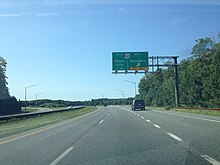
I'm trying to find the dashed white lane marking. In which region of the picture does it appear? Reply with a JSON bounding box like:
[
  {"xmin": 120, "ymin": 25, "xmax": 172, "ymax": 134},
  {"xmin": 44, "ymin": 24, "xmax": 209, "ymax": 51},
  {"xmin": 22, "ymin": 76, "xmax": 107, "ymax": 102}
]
[
  {"xmin": 107, "ymin": 113, "xmax": 109, "ymax": 116},
  {"xmin": 50, "ymin": 147, "xmax": 74, "ymax": 165},
  {"xmin": 137, "ymin": 114, "xmax": 140, "ymax": 117},
  {"xmin": 99, "ymin": 119, "xmax": 104, "ymax": 124},
  {"xmin": 201, "ymin": 155, "xmax": 220, "ymax": 165},
  {"xmin": 167, "ymin": 133, "xmax": 183, "ymax": 142},
  {"xmin": 141, "ymin": 116, "xmax": 144, "ymax": 119},
  {"xmin": 153, "ymin": 124, "xmax": 161, "ymax": 128},
  {"xmin": 146, "ymin": 119, "xmax": 151, "ymax": 123}
]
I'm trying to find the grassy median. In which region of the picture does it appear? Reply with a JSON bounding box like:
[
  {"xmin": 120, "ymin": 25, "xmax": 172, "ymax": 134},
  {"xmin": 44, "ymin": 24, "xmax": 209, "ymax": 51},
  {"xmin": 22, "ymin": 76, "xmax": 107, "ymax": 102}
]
[{"xmin": 0, "ymin": 106, "xmax": 97, "ymax": 138}]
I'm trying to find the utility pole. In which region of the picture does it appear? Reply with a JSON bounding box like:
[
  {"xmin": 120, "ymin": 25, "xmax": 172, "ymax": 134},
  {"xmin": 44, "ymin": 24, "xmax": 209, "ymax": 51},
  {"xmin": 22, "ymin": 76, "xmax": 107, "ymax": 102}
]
[{"xmin": 173, "ymin": 57, "xmax": 179, "ymax": 107}]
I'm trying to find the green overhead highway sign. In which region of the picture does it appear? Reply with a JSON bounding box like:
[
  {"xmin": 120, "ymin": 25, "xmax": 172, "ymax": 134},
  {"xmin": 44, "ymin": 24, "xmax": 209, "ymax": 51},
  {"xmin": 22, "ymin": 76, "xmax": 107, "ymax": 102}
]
[{"xmin": 112, "ymin": 52, "xmax": 148, "ymax": 71}]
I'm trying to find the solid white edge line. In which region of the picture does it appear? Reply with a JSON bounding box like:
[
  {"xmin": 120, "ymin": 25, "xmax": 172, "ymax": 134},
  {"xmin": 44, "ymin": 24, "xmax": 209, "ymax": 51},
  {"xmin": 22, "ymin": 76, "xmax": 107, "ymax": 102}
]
[
  {"xmin": 201, "ymin": 155, "xmax": 220, "ymax": 165},
  {"xmin": 167, "ymin": 133, "xmax": 183, "ymax": 142},
  {"xmin": 50, "ymin": 147, "xmax": 74, "ymax": 165},
  {"xmin": 99, "ymin": 119, "xmax": 104, "ymax": 124},
  {"xmin": 153, "ymin": 110, "xmax": 220, "ymax": 123},
  {"xmin": 146, "ymin": 119, "xmax": 151, "ymax": 122},
  {"xmin": 153, "ymin": 124, "xmax": 161, "ymax": 128}
]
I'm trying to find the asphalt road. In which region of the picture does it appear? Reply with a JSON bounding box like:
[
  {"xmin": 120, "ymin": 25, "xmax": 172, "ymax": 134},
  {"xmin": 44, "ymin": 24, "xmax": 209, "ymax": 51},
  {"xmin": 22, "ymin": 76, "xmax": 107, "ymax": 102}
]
[{"xmin": 0, "ymin": 106, "xmax": 220, "ymax": 165}]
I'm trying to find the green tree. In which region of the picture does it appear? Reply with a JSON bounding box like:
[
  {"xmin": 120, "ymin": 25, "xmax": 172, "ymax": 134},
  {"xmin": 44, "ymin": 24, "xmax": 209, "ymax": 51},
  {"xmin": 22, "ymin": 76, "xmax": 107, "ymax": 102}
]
[
  {"xmin": 188, "ymin": 37, "xmax": 219, "ymax": 107},
  {"xmin": 138, "ymin": 35, "xmax": 220, "ymax": 108},
  {"xmin": 0, "ymin": 56, "xmax": 10, "ymax": 99},
  {"xmin": 206, "ymin": 41, "xmax": 220, "ymax": 107},
  {"xmin": 179, "ymin": 59, "xmax": 192, "ymax": 106},
  {"xmin": 191, "ymin": 37, "xmax": 214, "ymax": 59}
]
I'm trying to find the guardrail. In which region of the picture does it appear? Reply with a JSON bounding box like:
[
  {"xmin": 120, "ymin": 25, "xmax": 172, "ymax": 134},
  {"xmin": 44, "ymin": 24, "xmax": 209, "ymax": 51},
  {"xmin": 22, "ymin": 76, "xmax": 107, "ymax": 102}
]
[{"xmin": 0, "ymin": 106, "xmax": 85, "ymax": 121}]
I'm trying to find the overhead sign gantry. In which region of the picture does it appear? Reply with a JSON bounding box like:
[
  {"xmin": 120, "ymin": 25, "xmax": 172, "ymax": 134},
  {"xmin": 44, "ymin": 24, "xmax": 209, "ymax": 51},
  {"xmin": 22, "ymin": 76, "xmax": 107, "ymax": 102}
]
[{"xmin": 112, "ymin": 51, "xmax": 179, "ymax": 107}]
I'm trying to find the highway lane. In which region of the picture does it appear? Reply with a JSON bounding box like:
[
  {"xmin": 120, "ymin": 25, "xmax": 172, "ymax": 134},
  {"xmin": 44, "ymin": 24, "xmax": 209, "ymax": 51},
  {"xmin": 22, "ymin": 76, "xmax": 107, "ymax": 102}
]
[
  {"xmin": 121, "ymin": 107, "xmax": 220, "ymax": 165},
  {"xmin": 0, "ymin": 106, "xmax": 219, "ymax": 165},
  {"xmin": 127, "ymin": 108, "xmax": 220, "ymax": 161},
  {"xmin": 0, "ymin": 107, "xmax": 109, "ymax": 165}
]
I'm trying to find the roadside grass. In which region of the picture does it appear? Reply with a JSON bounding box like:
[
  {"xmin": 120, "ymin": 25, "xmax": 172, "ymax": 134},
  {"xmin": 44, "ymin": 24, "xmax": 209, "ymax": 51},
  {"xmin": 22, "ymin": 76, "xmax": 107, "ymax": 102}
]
[
  {"xmin": 0, "ymin": 106, "xmax": 97, "ymax": 138},
  {"xmin": 145, "ymin": 106, "xmax": 164, "ymax": 111},
  {"xmin": 21, "ymin": 107, "xmax": 39, "ymax": 113},
  {"xmin": 173, "ymin": 108, "xmax": 220, "ymax": 117},
  {"xmin": 146, "ymin": 106, "xmax": 220, "ymax": 117},
  {"xmin": 21, "ymin": 107, "xmax": 67, "ymax": 113},
  {"xmin": 49, "ymin": 107, "xmax": 67, "ymax": 110}
]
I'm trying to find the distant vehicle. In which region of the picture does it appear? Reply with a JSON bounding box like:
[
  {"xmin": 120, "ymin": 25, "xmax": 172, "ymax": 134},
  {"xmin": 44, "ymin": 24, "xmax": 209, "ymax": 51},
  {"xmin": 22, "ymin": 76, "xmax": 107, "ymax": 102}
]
[
  {"xmin": 132, "ymin": 100, "xmax": 145, "ymax": 111},
  {"xmin": 104, "ymin": 104, "xmax": 107, "ymax": 107}
]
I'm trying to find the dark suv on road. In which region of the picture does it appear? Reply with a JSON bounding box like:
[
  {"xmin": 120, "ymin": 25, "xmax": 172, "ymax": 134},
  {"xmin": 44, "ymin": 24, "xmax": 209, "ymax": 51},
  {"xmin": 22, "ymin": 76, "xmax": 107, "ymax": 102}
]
[{"xmin": 132, "ymin": 99, "xmax": 145, "ymax": 111}]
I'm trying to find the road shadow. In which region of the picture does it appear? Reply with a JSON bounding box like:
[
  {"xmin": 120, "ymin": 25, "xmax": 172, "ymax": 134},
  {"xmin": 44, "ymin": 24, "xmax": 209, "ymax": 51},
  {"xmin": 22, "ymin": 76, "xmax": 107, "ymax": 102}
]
[{"xmin": 133, "ymin": 108, "xmax": 152, "ymax": 112}]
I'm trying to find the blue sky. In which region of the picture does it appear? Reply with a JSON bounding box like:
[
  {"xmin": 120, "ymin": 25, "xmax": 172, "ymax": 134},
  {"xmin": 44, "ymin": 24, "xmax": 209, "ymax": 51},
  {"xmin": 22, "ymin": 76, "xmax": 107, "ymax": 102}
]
[{"xmin": 0, "ymin": 0, "xmax": 220, "ymax": 101}]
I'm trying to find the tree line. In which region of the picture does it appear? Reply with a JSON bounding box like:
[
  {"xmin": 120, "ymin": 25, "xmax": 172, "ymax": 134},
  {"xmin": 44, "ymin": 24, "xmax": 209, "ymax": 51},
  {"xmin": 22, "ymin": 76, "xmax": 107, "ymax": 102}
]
[
  {"xmin": 84, "ymin": 98, "xmax": 134, "ymax": 106},
  {"xmin": 21, "ymin": 99, "xmax": 84, "ymax": 108},
  {"xmin": 23, "ymin": 98, "xmax": 134, "ymax": 108},
  {"xmin": 137, "ymin": 36, "xmax": 220, "ymax": 108}
]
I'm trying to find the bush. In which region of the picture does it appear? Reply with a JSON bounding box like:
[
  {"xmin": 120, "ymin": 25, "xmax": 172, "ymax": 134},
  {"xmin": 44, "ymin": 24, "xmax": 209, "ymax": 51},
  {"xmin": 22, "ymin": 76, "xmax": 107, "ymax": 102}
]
[
  {"xmin": 164, "ymin": 106, "xmax": 173, "ymax": 110},
  {"xmin": 0, "ymin": 97, "xmax": 21, "ymax": 115}
]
